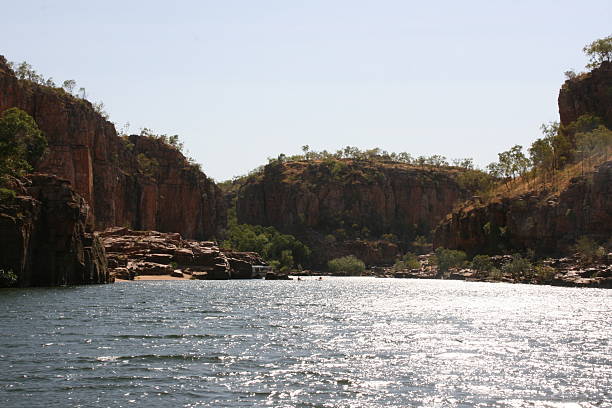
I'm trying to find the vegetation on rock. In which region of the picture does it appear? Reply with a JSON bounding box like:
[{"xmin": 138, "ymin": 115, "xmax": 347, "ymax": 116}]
[{"xmin": 0, "ymin": 108, "xmax": 46, "ymax": 180}]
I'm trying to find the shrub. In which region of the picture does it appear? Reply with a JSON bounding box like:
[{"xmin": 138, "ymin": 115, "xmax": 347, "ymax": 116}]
[
  {"xmin": 411, "ymin": 235, "xmax": 431, "ymax": 254},
  {"xmin": 534, "ymin": 265, "xmax": 556, "ymax": 283},
  {"xmin": 488, "ymin": 268, "xmax": 502, "ymax": 280},
  {"xmin": 222, "ymin": 223, "xmax": 310, "ymax": 267},
  {"xmin": 0, "ymin": 269, "xmax": 18, "ymax": 287},
  {"xmin": 471, "ymin": 255, "xmax": 493, "ymax": 276},
  {"xmin": 501, "ymin": 254, "xmax": 533, "ymax": 279},
  {"xmin": 392, "ymin": 253, "xmax": 420, "ymax": 271},
  {"xmin": 434, "ymin": 248, "xmax": 467, "ymax": 273},
  {"xmin": 327, "ymin": 255, "xmax": 365, "ymax": 275},
  {"xmin": 573, "ymin": 236, "xmax": 604, "ymax": 263}
]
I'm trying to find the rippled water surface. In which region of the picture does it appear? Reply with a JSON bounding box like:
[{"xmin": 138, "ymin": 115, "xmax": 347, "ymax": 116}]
[{"xmin": 1, "ymin": 278, "xmax": 611, "ymax": 407}]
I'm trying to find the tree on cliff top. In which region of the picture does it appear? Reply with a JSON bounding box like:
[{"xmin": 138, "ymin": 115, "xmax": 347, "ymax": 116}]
[
  {"xmin": 583, "ymin": 35, "xmax": 612, "ymax": 69},
  {"xmin": 0, "ymin": 108, "xmax": 47, "ymax": 179}
]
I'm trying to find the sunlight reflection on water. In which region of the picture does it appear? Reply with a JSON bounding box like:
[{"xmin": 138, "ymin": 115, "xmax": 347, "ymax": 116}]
[{"xmin": 0, "ymin": 278, "xmax": 610, "ymax": 407}]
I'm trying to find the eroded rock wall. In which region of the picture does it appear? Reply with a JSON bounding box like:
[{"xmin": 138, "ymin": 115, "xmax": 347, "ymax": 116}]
[
  {"xmin": 0, "ymin": 56, "xmax": 225, "ymax": 239},
  {"xmin": 0, "ymin": 174, "xmax": 110, "ymax": 286},
  {"xmin": 558, "ymin": 61, "xmax": 612, "ymax": 128}
]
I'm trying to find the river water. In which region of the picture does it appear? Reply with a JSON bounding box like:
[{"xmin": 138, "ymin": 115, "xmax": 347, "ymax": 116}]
[{"xmin": 0, "ymin": 278, "xmax": 610, "ymax": 407}]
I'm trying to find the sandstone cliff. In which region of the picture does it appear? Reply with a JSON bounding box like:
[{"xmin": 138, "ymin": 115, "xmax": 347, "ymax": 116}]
[
  {"xmin": 0, "ymin": 174, "xmax": 110, "ymax": 286},
  {"xmin": 0, "ymin": 56, "xmax": 225, "ymax": 239},
  {"xmin": 236, "ymin": 160, "xmax": 473, "ymax": 265},
  {"xmin": 434, "ymin": 160, "xmax": 612, "ymax": 256},
  {"xmin": 558, "ymin": 61, "xmax": 612, "ymax": 128}
]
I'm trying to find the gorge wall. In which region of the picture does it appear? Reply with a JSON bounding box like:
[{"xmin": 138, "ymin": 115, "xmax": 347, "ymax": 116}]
[
  {"xmin": 0, "ymin": 174, "xmax": 110, "ymax": 286},
  {"xmin": 434, "ymin": 160, "xmax": 612, "ymax": 256},
  {"xmin": 236, "ymin": 160, "xmax": 473, "ymax": 265},
  {"xmin": 0, "ymin": 56, "xmax": 225, "ymax": 240}
]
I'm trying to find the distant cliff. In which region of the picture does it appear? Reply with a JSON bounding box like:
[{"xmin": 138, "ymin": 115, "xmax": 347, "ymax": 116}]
[
  {"xmin": 558, "ymin": 61, "xmax": 612, "ymax": 128},
  {"xmin": 0, "ymin": 56, "xmax": 225, "ymax": 239},
  {"xmin": 236, "ymin": 159, "xmax": 474, "ymax": 265}
]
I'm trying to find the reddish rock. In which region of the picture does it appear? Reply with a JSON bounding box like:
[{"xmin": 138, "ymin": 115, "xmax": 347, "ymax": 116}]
[
  {"xmin": 434, "ymin": 161, "xmax": 612, "ymax": 256},
  {"xmin": 235, "ymin": 160, "xmax": 473, "ymax": 266},
  {"xmin": 100, "ymin": 227, "xmax": 265, "ymax": 279},
  {"xmin": 558, "ymin": 61, "xmax": 612, "ymax": 128},
  {"xmin": 0, "ymin": 56, "xmax": 225, "ymax": 240},
  {"xmin": 0, "ymin": 174, "xmax": 110, "ymax": 286}
]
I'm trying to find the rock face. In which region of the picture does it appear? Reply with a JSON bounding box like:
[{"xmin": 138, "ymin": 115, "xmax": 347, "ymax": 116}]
[
  {"xmin": 236, "ymin": 160, "xmax": 472, "ymax": 265},
  {"xmin": 100, "ymin": 227, "xmax": 265, "ymax": 280},
  {"xmin": 0, "ymin": 174, "xmax": 110, "ymax": 286},
  {"xmin": 434, "ymin": 161, "xmax": 612, "ymax": 256},
  {"xmin": 0, "ymin": 56, "xmax": 225, "ymax": 239},
  {"xmin": 558, "ymin": 61, "xmax": 612, "ymax": 128}
]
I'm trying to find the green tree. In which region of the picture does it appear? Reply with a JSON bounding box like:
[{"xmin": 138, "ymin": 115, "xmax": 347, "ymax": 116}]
[
  {"xmin": 434, "ymin": 248, "xmax": 467, "ymax": 273},
  {"xmin": 0, "ymin": 108, "xmax": 47, "ymax": 178},
  {"xmin": 327, "ymin": 255, "xmax": 365, "ymax": 275},
  {"xmin": 583, "ymin": 35, "xmax": 612, "ymax": 69}
]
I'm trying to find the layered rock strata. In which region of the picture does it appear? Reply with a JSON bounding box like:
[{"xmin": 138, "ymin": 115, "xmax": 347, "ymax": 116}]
[
  {"xmin": 100, "ymin": 227, "xmax": 265, "ymax": 280},
  {"xmin": 0, "ymin": 174, "xmax": 110, "ymax": 286}
]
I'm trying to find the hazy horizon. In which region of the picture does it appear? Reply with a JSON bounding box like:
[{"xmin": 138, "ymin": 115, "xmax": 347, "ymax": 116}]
[{"xmin": 2, "ymin": 0, "xmax": 611, "ymax": 181}]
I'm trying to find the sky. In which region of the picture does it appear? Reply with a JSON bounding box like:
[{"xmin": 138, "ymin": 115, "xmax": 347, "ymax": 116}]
[{"xmin": 2, "ymin": 0, "xmax": 611, "ymax": 181}]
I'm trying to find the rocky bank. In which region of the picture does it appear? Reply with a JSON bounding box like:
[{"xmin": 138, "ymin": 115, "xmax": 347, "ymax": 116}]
[
  {"xmin": 100, "ymin": 227, "xmax": 266, "ymax": 280},
  {"xmin": 0, "ymin": 174, "xmax": 110, "ymax": 286}
]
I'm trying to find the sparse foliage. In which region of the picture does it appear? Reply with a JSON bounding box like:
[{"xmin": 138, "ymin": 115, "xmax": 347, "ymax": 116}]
[{"xmin": 583, "ymin": 35, "xmax": 612, "ymax": 69}]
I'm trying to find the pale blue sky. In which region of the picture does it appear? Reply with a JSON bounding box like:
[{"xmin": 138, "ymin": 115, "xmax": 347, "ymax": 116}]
[{"xmin": 2, "ymin": 1, "xmax": 610, "ymax": 181}]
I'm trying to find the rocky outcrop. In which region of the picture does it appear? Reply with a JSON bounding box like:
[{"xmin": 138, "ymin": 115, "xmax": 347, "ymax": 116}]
[
  {"xmin": 236, "ymin": 160, "xmax": 473, "ymax": 266},
  {"xmin": 558, "ymin": 61, "xmax": 612, "ymax": 128},
  {"xmin": 434, "ymin": 161, "xmax": 612, "ymax": 256},
  {"xmin": 0, "ymin": 174, "xmax": 110, "ymax": 286},
  {"xmin": 0, "ymin": 56, "xmax": 225, "ymax": 239},
  {"xmin": 100, "ymin": 227, "xmax": 265, "ymax": 280}
]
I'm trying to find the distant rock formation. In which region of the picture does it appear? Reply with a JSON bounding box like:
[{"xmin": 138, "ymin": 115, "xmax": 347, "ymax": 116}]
[
  {"xmin": 434, "ymin": 160, "xmax": 612, "ymax": 256},
  {"xmin": 0, "ymin": 174, "xmax": 110, "ymax": 286},
  {"xmin": 559, "ymin": 61, "xmax": 612, "ymax": 128},
  {"xmin": 100, "ymin": 227, "xmax": 266, "ymax": 280},
  {"xmin": 236, "ymin": 160, "xmax": 473, "ymax": 266},
  {"xmin": 0, "ymin": 56, "xmax": 225, "ymax": 240}
]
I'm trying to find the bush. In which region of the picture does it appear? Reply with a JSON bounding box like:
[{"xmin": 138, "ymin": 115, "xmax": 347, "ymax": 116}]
[
  {"xmin": 327, "ymin": 255, "xmax": 365, "ymax": 275},
  {"xmin": 488, "ymin": 268, "xmax": 502, "ymax": 280},
  {"xmin": 471, "ymin": 255, "xmax": 493, "ymax": 276},
  {"xmin": 411, "ymin": 235, "xmax": 431, "ymax": 254},
  {"xmin": 434, "ymin": 248, "xmax": 467, "ymax": 273},
  {"xmin": 392, "ymin": 252, "xmax": 420, "ymax": 271},
  {"xmin": 222, "ymin": 223, "xmax": 310, "ymax": 267},
  {"xmin": 534, "ymin": 265, "xmax": 556, "ymax": 283},
  {"xmin": 573, "ymin": 236, "xmax": 604, "ymax": 263},
  {"xmin": 501, "ymin": 254, "xmax": 533, "ymax": 279},
  {"xmin": 0, "ymin": 269, "xmax": 18, "ymax": 287}
]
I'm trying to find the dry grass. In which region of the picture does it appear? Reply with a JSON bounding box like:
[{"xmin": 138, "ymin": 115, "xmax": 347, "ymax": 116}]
[{"xmin": 455, "ymin": 152, "xmax": 610, "ymax": 214}]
